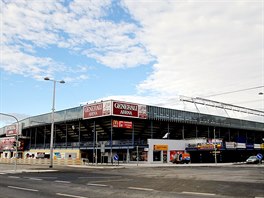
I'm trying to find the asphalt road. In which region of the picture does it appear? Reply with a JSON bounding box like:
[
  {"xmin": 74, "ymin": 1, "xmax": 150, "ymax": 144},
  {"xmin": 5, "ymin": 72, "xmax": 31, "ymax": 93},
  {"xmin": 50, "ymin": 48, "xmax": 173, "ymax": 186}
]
[{"xmin": 0, "ymin": 164, "xmax": 263, "ymax": 198}]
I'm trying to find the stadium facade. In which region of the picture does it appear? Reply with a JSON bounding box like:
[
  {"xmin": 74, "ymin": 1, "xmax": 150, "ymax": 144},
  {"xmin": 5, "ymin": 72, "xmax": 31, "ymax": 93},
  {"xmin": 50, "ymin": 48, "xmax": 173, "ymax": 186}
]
[{"xmin": 0, "ymin": 100, "xmax": 264, "ymax": 164}]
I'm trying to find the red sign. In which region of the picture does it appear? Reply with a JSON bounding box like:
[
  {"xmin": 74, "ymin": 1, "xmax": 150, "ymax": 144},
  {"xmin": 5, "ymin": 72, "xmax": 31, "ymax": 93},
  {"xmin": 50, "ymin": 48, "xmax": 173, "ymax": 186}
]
[
  {"xmin": 113, "ymin": 120, "xmax": 133, "ymax": 129},
  {"xmin": 83, "ymin": 103, "xmax": 103, "ymax": 119},
  {"xmin": 83, "ymin": 101, "xmax": 111, "ymax": 119},
  {"xmin": 6, "ymin": 125, "xmax": 17, "ymax": 136},
  {"xmin": 113, "ymin": 101, "xmax": 138, "ymax": 117},
  {"xmin": 83, "ymin": 100, "xmax": 147, "ymax": 119},
  {"xmin": 0, "ymin": 137, "xmax": 15, "ymax": 151}
]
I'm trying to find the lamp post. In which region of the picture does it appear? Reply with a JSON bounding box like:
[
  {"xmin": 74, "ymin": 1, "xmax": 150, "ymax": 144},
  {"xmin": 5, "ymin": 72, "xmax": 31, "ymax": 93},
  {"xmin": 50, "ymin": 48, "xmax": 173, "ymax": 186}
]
[
  {"xmin": 0, "ymin": 113, "xmax": 19, "ymax": 171},
  {"xmin": 213, "ymin": 127, "xmax": 217, "ymax": 165},
  {"xmin": 44, "ymin": 77, "xmax": 65, "ymax": 168}
]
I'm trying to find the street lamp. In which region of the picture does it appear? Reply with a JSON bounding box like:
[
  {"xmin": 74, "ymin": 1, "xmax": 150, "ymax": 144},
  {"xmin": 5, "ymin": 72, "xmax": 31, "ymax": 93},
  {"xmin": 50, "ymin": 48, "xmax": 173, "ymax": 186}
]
[
  {"xmin": 213, "ymin": 127, "xmax": 217, "ymax": 165},
  {"xmin": 44, "ymin": 77, "xmax": 65, "ymax": 168}
]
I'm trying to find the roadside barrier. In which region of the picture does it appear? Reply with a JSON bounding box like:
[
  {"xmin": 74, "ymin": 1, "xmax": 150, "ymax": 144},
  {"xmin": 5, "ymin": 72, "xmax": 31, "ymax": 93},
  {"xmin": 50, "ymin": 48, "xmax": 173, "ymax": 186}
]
[{"xmin": 0, "ymin": 158, "xmax": 82, "ymax": 165}]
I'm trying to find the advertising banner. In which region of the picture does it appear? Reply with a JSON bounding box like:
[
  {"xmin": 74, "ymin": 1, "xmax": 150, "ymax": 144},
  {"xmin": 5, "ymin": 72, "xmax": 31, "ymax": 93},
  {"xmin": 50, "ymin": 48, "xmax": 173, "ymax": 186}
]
[
  {"xmin": 246, "ymin": 144, "xmax": 254, "ymax": 150},
  {"xmin": 0, "ymin": 137, "xmax": 16, "ymax": 151},
  {"xmin": 83, "ymin": 101, "xmax": 111, "ymax": 119},
  {"xmin": 197, "ymin": 143, "xmax": 215, "ymax": 150},
  {"xmin": 83, "ymin": 100, "xmax": 147, "ymax": 119},
  {"xmin": 225, "ymin": 142, "xmax": 236, "ymax": 149},
  {"xmin": 112, "ymin": 120, "xmax": 133, "ymax": 129},
  {"xmin": 236, "ymin": 143, "xmax": 246, "ymax": 149},
  {"xmin": 113, "ymin": 101, "xmax": 139, "ymax": 117},
  {"xmin": 153, "ymin": 144, "xmax": 168, "ymax": 151},
  {"xmin": 170, "ymin": 150, "xmax": 184, "ymax": 162},
  {"xmin": 6, "ymin": 124, "xmax": 17, "ymax": 136},
  {"xmin": 112, "ymin": 101, "xmax": 147, "ymax": 119},
  {"xmin": 138, "ymin": 104, "xmax": 147, "ymax": 119}
]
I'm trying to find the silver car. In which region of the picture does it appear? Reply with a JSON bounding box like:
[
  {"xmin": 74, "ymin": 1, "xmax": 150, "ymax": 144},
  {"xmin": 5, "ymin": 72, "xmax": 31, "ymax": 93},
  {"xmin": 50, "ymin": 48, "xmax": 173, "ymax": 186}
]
[{"xmin": 246, "ymin": 156, "xmax": 260, "ymax": 164}]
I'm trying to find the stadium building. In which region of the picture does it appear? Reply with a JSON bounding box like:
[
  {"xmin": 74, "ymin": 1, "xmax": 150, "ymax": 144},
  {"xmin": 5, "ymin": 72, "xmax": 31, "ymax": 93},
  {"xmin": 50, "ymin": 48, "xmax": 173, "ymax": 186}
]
[{"xmin": 0, "ymin": 99, "xmax": 264, "ymax": 164}]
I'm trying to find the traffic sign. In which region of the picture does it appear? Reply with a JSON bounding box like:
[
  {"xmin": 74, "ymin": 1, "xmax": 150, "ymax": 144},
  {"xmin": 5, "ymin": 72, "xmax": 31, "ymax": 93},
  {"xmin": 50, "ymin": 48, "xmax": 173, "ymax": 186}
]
[
  {"xmin": 256, "ymin": 153, "xmax": 263, "ymax": 160},
  {"xmin": 113, "ymin": 154, "xmax": 119, "ymax": 161}
]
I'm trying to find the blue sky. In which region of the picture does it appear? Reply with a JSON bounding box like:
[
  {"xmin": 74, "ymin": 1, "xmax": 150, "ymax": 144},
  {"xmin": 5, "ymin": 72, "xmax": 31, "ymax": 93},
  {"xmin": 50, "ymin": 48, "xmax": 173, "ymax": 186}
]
[{"xmin": 0, "ymin": 0, "xmax": 263, "ymax": 126}]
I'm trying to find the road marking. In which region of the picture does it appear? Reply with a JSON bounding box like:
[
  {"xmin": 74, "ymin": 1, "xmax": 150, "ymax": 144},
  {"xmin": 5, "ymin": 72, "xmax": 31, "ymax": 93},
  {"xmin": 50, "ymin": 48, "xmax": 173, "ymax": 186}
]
[
  {"xmin": 0, "ymin": 173, "xmax": 6, "ymax": 175},
  {"xmin": 8, "ymin": 186, "xmax": 39, "ymax": 192},
  {"xmin": 87, "ymin": 183, "xmax": 108, "ymax": 187},
  {"xmin": 55, "ymin": 180, "xmax": 71, "ymax": 184},
  {"xmin": 8, "ymin": 176, "xmax": 20, "ymax": 179},
  {"xmin": 255, "ymin": 197, "xmax": 264, "ymax": 198},
  {"xmin": 93, "ymin": 178, "xmax": 133, "ymax": 183},
  {"xmin": 56, "ymin": 193, "xmax": 88, "ymax": 198},
  {"xmin": 182, "ymin": 191, "xmax": 216, "ymax": 196},
  {"xmin": 36, "ymin": 177, "xmax": 57, "ymax": 179},
  {"xmin": 27, "ymin": 177, "xmax": 43, "ymax": 181},
  {"xmin": 78, "ymin": 176, "xmax": 121, "ymax": 179},
  {"xmin": 128, "ymin": 187, "xmax": 154, "ymax": 191}
]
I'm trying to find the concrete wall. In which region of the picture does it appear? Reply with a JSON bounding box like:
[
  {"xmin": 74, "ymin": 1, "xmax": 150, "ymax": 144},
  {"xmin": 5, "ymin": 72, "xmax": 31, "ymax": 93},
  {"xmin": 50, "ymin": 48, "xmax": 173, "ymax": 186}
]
[{"xmin": 25, "ymin": 149, "xmax": 81, "ymax": 159}]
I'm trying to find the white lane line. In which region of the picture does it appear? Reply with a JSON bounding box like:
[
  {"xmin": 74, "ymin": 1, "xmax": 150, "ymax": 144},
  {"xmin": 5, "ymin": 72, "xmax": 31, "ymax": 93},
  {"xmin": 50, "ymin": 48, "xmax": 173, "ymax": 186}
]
[
  {"xmin": 87, "ymin": 183, "xmax": 108, "ymax": 187},
  {"xmin": 8, "ymin": 176, "xmax": 20, "ymax": 179},
  {"xmin": 0, "ymin": 173, "xmax": 6, "ymax": 175},
  {"xmin": 56, "ymin": 193, "xmax": 88, "ymax": 198},
  {"xmin": 78, "ymin": 176, "xmax": 121, "ymax": 179},
  {"xmin": 55, "ymin": 180, "xmax": 71, "ymax": 184},
  {"xmin": 182, "ymin": 191, "xmax": 216, "ymax": 196},
  {"xmin": 27, "ymin": 177, "xmax": 43, "ymax": 181},
  {"xmin": 255, "ymin": 197, "xmax": 264, "ymax": 198},
  {"xmin": 128, "ymin": 187, "xmax": 154, "ymax": 191},
  {"xmin": 8, "ymin": 185, "xmax": 39, "ymax": 192},
  {"xmin": 93, "ymin": 178, "xmax": 133, "ymax": 183},
  {"xmin": 35, "ymin": 177, "xmax": 57, "ymax": 179}
]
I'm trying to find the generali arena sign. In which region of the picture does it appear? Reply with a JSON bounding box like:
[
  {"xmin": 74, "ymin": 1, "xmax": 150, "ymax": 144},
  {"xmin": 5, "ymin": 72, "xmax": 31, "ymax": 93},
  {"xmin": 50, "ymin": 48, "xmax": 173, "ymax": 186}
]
[
  {"xmin": 113, "ymin": 102, "xmax": 138, "ymax": 117},
  {"xmin": 113, "ymin": 101, "xmax": 147, "ymax": 118},
  {"xmin": 6, "ymin": 124, "xmax": 17, "ymax": 136},
  {"xmin": 83, "ymin": 100, "xmax": 147, "ymax": 119},
  {"xmin": 83, "ymin": 101, "xmax": 111, "ymax": 119}
]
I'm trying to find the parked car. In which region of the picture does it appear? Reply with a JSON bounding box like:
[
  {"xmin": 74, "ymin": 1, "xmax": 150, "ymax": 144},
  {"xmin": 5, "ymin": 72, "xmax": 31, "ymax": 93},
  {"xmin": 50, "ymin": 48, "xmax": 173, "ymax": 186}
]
[{"xmin": 246, "ymin": 156, "xmax": 260, "ymax": 164}]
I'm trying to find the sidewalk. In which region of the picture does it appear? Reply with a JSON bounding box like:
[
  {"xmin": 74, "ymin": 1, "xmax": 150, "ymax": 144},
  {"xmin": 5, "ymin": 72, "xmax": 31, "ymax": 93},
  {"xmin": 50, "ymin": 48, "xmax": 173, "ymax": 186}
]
[
  {"xmin": 1, "ymin": 162, "xmax": 263, "ymax": 173},
  {"xmin": 68, "ymin": 162, "xmax": 264, "ymax": 169},
  {"xmin": 0, "ymin": 163, "xmax": 57, "ymax": 173}
]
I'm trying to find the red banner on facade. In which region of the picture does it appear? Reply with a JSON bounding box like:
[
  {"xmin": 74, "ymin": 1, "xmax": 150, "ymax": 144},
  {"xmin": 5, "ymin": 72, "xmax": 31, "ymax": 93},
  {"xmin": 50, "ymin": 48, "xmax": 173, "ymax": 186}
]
[
  {"xmin": 113, "ymin": 120, "xmax": 133, "ymax": 129},
  {"xmin": 83, "ymin": 100, "xmax": 147, "ymax": 119},
  {"xmin": 0, "ymin": 137, "xmax": 15, "ymax": 151},
  {"xmin": 6, "ymin": 125, "xmax": 17, "ymax": 136},
  {"xmin": 83, "ymin": 103, "xmax": 103, "ymax": 119},
  {"xmin": 113, "ymin": 101, "xmax": 138, "ymax": 117},
  {"xmin": 83, "ymin": 101, "xmax": 111, "ymax": 119}
]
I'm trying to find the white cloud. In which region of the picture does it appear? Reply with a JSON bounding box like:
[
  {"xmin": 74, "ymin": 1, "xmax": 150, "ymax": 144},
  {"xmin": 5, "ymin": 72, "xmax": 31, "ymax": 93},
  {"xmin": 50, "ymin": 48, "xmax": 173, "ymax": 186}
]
[
  {"xmin": 122, "ymin": 0, "xmax": 262, "ymax": 110},
  {"xmin": 1, "ymin": 45, "xmax": 65, "ymax": 80},
  {"xmin": 1, "ymin": 0, "xmax": 153, "ymax": 80},
  {"xmin": 1, "ymin": 0, "xmax": 263, "ymax": 122}
]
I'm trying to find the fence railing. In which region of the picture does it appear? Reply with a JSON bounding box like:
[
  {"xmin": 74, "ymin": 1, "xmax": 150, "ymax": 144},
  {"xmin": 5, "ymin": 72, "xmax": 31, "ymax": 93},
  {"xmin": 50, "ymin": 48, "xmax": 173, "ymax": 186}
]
[{"xmin": 28, "ymin": 140, "xmax": 147, "ymax": 150}]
